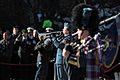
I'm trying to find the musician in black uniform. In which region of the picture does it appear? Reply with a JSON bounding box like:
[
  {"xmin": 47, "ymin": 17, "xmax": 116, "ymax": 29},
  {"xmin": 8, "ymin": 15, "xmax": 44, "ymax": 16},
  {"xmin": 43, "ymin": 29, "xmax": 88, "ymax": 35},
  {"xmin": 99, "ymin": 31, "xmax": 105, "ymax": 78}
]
[
  {"xmin": 10, "ymin": 26, "xmax": 20, "ymax": 64},
  {"xmin": 0, "ymin": 32, "xmax": 13, "ymax": 63},
  {"xmin": 27, "ymin": 27, "xmax": 38, "ymax": 63},
  {"xmin": 34, "ymin": 27, "xmax": 55, "ymax": 80},
  {"xmin": 15, "ymin": 28, "xmax": 37, "ymax": 64},
  {"xmin": 63, "ymin": 3, "xmax": 102, "ymax": 80},
  {"xmin": 9, "ymin": 26, "xmax": 21, "ymax": 80},
  {"xmin": 0, "ymin": 32, "xmax": 13, "ymax": 80},
  {"xmin": 13, "ymin": 28, "xmax": 37, "ymax": 80}
]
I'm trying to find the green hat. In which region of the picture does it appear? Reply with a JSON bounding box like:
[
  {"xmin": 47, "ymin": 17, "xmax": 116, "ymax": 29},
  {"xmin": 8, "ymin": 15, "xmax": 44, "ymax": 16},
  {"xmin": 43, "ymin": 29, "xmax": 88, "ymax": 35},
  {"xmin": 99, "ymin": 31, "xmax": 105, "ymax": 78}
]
[{"xmin": 42, "ymin": 20, "xmax": 52, "ymax": 28}]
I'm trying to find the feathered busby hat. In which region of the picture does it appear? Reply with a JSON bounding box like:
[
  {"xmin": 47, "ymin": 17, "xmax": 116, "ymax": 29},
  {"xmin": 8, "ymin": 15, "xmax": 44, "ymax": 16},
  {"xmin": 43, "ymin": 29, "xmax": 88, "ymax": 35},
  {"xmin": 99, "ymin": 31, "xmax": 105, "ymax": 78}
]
[{"xmin": 72, "ymin": 3, "xmax": 100, "ymax": 36}]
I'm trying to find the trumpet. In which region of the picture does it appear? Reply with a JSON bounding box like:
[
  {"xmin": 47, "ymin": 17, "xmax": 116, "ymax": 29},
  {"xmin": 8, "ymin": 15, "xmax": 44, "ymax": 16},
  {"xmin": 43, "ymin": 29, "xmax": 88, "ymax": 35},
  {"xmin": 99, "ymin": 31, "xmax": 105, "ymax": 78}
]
[
  {"xmin": 38, "ymin": 31, "xmax": 63, "ymax": 40},
  {"xmin": 38, "ymin": 31, "xmax": 62, "ymax": 37}
]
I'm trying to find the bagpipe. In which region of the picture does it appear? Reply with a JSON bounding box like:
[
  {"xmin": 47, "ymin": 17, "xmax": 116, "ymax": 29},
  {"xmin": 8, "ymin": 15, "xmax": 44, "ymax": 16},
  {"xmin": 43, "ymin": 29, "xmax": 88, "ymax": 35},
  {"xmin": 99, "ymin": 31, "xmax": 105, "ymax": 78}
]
[
  {"xmin": 68, "ymin": 13, "xmax": 120, "ymax": 70},
  {"xmin": 67, "ymin": 32, "xmax": 107, "ymax": 68}
]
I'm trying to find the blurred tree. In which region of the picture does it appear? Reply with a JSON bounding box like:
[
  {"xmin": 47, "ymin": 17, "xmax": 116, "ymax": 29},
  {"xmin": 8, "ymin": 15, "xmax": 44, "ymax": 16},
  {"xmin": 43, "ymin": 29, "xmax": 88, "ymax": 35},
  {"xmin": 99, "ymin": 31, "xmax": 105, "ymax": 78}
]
[
  {"xmin": 0, "ymin": 0, "xmax": 28, "ymax": 26},
  {"xmin": 0, "ymin": 0, "xmax": 119, "ymax": 27}
]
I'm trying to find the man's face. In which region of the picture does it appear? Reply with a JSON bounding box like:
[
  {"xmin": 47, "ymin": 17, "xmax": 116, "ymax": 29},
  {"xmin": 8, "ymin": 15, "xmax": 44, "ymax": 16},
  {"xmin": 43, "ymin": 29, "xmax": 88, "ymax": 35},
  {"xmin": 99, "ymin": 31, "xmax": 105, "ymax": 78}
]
[
  {"xmin": 63, "ymin": 27, "xmax": 69, "ymax": 35},
  {"xmin": 3, "ymin": 32, "xmax": 9, "ymax": 40},
  {"xmin": 77, "ymin": 29, "xmax": 89, "ymax": 39},
  {"xmin": 13, "ymin": 27, "xmax": 19, "ymax": 35},
  {"xmin": 22, "ymin": 32, "xmax": 27, "ymax": 37},
  {"xmin": 27, "ymin": 30, "xmax": 33, "ymax": 37}
]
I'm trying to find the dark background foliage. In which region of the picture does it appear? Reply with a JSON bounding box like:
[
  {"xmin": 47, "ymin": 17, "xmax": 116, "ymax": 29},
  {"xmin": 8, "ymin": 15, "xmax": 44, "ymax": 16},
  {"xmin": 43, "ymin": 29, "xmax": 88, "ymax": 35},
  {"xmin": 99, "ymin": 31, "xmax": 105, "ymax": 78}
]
[{"xmin": 0, "ymin": 0, "xmax": 119, "ymax": 27}]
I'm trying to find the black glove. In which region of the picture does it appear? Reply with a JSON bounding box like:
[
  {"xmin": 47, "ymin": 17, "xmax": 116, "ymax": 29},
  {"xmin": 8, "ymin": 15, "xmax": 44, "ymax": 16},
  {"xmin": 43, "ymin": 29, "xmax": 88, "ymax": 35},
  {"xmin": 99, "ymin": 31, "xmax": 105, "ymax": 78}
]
[{"xmin": 51, "ymin": 33, "xmax": 56, "ymax": 37}]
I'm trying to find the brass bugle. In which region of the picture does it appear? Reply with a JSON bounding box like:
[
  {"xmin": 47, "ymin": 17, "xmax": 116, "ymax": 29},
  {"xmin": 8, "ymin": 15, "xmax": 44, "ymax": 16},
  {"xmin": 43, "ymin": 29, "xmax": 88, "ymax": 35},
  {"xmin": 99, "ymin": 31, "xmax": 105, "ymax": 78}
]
[{"xmin": 38, "ymin": 31, "xmax": 62, "ymax": 37}]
